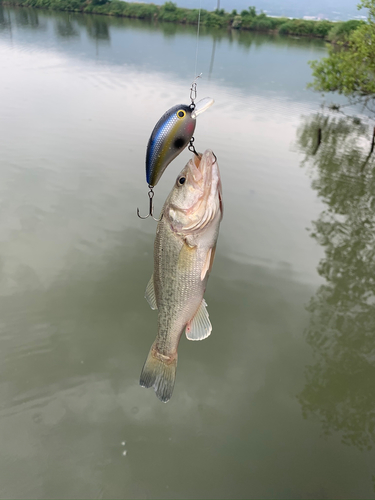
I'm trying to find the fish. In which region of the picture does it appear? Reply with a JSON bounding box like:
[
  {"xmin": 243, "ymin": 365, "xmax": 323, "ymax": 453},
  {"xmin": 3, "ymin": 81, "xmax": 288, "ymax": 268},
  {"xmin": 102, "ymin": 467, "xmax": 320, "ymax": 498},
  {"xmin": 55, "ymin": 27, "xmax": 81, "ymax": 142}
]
[
  {"xmin": 146, "ymin": 97, "xmax": 214, "ymax": 187},
  {"xmin": 140, "ymin": 149, "xmax": 223, "ymax": 402}
]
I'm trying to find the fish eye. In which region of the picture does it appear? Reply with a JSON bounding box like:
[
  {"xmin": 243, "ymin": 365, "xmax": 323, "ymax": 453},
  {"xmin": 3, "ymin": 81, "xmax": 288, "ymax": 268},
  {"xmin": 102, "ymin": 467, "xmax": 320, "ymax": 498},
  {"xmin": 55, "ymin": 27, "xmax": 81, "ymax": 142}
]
[
  {"xmin": 178, "ymin": 176, "xmax": 186, "ymax": 185},
  {"xmin": 176, "ymin": 109, "xmax": 186, "ymax": 119}
]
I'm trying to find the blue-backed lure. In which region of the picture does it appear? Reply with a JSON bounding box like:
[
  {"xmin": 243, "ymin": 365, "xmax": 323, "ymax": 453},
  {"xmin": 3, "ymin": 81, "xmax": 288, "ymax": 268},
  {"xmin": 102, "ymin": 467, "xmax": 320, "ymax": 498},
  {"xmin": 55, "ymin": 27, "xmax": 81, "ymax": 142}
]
[
  {"xmin": 137, "ymin": 79, "xmax": 214, "ymax": 221},
  {"xmin": 146, "ymin": 97, "xmax": 214, "ymax": 188}
]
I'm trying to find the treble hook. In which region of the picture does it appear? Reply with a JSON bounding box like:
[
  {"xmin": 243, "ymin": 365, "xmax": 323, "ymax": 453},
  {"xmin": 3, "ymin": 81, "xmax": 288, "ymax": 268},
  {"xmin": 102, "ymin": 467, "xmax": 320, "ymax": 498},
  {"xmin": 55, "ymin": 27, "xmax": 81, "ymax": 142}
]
[
  {"xmin": 137, "ymin": 185, "xmax": 162, "ymax": 222},
  {"xmin": 190, "ymin": 73, "xmax": 202, "ymax": 107}
]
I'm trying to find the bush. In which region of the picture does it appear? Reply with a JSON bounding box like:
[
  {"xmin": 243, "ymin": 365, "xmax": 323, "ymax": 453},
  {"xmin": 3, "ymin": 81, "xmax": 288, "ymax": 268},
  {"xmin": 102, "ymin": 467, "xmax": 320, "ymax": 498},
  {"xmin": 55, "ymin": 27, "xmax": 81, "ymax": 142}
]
[
  {"xmin": 205, "ymin": 12, "xmax": 226, "ymax": 28},
  {"xmin": 214, "ymin": 8, "xmax": 225, "ymax": 16},
  {"xmin": 232, "ymin": 14, "xmax": 242, "ymax": 29},
  {"xmin": 278, "ymin": 19, "xmax": 334, "ymax": 37},
  {"xmin": 254, "ymin": 18, "xmax": 272, "ymax": 31},
  {"xmin": 241, "ymin": 6, "xmax": 256, "ymax": 18},
  {"xmin": 278, "ymin": 21, "xmax": 293, "ymax": 35},
  {"xmin": 327, "ymin": 20, "xmax": 364, "ymax": 42},
  {"xmin": 185, "ymin": 9, "xmax": 200, "ymax": 24},
  {"xmin": 314, "ymin": 20, "xmax": 333, "ymax": 37},
  {"xmin": 159, "ymin": 3, "xmax": 179, "ymax": 22}
]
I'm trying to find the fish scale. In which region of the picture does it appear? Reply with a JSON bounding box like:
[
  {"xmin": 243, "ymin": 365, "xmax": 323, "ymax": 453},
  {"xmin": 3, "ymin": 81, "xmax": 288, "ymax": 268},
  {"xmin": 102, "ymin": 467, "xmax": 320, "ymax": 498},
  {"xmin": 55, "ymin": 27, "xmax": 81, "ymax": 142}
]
[{"xmin": 154, "ymin": 219, "xmax": 205, "ymax": 355}]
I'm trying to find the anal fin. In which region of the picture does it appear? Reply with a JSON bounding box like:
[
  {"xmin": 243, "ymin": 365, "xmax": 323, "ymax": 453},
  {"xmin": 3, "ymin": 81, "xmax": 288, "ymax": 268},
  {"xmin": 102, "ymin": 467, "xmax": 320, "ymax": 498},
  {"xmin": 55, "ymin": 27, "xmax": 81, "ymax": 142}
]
[
  {"xmin": 145, "ymin": 274, "xmax": 157, "ymax": 310},
  {"xmin": 185, "ymin": 299, "xmax": 212, "ymax": 341}
]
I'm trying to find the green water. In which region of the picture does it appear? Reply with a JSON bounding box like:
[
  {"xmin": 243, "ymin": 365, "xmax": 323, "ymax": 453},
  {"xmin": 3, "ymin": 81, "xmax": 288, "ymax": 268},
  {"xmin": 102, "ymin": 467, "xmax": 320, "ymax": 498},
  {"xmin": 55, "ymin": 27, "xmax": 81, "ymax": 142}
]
[{"xmin": 0, "ymin": 7, "xmax": 374, "ymax": 499}]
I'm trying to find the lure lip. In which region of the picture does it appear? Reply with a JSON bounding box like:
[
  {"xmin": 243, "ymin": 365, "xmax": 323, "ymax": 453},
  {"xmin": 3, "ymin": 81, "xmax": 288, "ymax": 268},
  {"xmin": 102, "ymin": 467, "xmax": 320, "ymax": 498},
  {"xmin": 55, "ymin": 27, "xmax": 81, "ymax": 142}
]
[{"xmin": 191, "ymin": 97, "xmax": 214, "ymax": 119}]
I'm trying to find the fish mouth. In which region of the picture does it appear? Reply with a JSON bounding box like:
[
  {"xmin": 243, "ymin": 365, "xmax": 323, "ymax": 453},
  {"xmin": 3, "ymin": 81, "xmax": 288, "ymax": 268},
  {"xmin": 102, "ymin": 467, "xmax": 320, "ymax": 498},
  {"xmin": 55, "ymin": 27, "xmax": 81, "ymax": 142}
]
[
  {"xmin": 192, "ymin": 149, "xmax": 217, "ymax": 180},
  {"xmin": 185, "ymin": 149, "xmax": 223, "ymax": 228},
  {"xmin": 168, "ymin": 149, "xmax": 222, "ymax": 233},
  {"xmin": 196, "ymin": 149, "xmax": 221, "ymax": 203},
  {"xmin": 204, "ymin": 149, "xmax": 223, "ymax": 220}
]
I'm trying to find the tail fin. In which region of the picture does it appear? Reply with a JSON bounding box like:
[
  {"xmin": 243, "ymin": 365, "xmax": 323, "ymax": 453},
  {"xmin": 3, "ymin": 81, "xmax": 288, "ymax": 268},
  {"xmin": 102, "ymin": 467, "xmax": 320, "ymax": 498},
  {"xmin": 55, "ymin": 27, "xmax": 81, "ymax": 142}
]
[{"xmin": 139, "ymin": 343, "xmax": 177, "ymax": 403}]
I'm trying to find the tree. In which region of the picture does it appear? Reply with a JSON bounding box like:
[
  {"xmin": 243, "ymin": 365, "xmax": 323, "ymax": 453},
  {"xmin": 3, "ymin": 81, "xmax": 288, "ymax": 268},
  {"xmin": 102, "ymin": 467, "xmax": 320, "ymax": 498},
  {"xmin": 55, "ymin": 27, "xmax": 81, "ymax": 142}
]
[
  {"xmin": 297, "ymin": 113, "xmax": 375, "ymax": 452},
  {"xmin": 309, "ymin": 0, "xmax": 375, "ymax": 113}
]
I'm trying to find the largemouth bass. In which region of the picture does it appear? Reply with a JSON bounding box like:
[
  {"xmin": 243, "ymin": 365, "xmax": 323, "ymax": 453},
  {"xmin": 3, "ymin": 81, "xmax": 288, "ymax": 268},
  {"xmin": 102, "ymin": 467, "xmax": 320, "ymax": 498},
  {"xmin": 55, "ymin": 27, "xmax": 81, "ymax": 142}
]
[{"xmin": 140, "ymin": 149, "xmax": 223, "ymax": 402}]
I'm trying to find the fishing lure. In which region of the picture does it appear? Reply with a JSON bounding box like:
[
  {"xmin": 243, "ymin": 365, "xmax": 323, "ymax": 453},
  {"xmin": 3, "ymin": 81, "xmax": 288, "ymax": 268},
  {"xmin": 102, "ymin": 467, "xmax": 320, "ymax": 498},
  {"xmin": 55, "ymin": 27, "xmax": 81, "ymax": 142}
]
[
  {"xmin": 145, "ymin": 97, "xmax": 214, "ymax": 188},
  {"xmin": 137, "ymin": 79, "xmax": 214, "ymax": 220}
]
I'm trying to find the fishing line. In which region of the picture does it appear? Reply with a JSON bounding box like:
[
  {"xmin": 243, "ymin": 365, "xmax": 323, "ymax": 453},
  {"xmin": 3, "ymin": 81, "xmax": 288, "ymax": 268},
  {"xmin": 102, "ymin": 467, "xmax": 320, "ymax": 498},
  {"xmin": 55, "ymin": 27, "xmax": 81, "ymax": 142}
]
[
  {"xmin": 194, "ymin": 0, "xmax": 202, "ymax": 78},
  {"xmin": 137, "ymin": 0, "xmax": 213, "ymax": 221}
]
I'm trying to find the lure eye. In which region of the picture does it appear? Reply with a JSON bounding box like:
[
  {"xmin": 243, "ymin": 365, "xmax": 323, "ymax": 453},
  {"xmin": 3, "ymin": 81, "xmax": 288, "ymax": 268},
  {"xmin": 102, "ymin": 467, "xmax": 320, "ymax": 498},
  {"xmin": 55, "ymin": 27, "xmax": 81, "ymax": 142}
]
[
  {"xmin": 176, "ymin": 109, "xmax": 186, "ymax": 119},
  {"xmin": 178, "ymin": 177, "xmax": 186, "ymax": 185}
]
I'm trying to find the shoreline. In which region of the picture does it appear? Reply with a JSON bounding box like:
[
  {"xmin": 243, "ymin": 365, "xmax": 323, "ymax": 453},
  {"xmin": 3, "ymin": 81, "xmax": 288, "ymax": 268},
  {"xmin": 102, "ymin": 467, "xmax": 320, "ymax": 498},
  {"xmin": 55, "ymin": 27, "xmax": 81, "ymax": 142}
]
[{"xmin": 0, "ymin": 1, "xmax": 363, "ymax": 41}]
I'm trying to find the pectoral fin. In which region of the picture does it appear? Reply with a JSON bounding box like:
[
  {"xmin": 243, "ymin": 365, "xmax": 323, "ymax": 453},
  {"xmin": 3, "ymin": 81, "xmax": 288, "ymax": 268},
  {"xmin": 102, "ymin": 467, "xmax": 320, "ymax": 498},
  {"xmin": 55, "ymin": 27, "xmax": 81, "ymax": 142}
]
[
  {"xmin": 201, "ymin": 248, "xmax": 211, "ymax": 281},
  {"xmin": 145, "ymin": 275, "xmax": 157, "ymax": 310},
  {"xmin": 201, "ymin": 246, "xmax": 217, "ymax": 281},
  {"xmin": 185, "ymin": 299, "xmax": 212, "ymax": 341}
]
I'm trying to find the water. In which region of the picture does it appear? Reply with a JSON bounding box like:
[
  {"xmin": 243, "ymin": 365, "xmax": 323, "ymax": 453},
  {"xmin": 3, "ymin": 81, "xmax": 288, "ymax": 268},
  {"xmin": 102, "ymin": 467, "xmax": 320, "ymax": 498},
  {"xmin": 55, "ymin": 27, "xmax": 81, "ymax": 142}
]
[{"xmin": 0, "ymin": 7, "xmax": 374, "ymax": 499}]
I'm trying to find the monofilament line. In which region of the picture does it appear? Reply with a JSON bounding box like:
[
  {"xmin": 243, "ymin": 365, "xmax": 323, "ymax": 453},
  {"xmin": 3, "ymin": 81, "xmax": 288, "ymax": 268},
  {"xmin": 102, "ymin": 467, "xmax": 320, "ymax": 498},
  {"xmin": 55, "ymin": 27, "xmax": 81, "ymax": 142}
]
[{"xmin": 194, "ymin": 0, "xmax": 202, "ymax": 78}]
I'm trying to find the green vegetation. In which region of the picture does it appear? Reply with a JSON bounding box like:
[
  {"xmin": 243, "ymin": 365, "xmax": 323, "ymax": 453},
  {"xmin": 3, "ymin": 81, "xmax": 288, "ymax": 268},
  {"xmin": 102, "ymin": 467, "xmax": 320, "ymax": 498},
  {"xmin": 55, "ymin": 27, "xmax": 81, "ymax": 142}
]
[
  {"xmin": 309, "ymin": 0, "xmax": 375, "ymax": 111},
  {"xmin": 0, "ymin": 0, "xmax": 365, "ymax": 41},
  {"xmin": 326, "ymin": 18, "xmax": 364, "ymax": 43},
  {"xmin": 278, "ymin": 19, "xmax": 332, "ymax": 37}
]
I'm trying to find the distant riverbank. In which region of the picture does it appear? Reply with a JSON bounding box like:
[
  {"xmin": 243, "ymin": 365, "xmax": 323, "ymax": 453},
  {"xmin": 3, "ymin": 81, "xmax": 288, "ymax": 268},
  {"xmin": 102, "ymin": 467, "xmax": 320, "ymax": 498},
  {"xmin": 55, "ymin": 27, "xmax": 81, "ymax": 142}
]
[{"xmin": 0, "ymin": 0, "xmax": 363, "ymax": 41}]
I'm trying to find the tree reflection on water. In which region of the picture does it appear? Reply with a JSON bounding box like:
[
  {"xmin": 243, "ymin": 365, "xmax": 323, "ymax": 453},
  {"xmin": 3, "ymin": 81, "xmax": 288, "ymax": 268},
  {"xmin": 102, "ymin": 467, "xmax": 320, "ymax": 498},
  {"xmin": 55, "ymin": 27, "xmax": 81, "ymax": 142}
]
[{"xmin": 297, "ymin": 112, "xmax": 375, "ymax": 453}]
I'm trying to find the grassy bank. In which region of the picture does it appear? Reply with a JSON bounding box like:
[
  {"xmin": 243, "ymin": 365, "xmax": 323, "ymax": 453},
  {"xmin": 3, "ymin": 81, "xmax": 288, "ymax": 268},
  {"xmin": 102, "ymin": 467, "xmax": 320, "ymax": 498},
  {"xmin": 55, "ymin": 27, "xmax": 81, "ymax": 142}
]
[{"xmin": 0, "ymin": 0, "xmax": 364, "ymax": 40}]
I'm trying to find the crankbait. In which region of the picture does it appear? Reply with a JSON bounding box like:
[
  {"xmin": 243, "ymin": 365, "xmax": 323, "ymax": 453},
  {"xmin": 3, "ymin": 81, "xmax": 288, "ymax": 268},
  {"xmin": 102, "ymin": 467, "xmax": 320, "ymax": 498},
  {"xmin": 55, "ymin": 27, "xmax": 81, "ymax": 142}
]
[
  {"xmin": 137, "ymin": 78, "xmax": 214, "ymax": 220},
  {"xmin": 145, "ymin": 97, "xmax": 214, "ymax": 188}
]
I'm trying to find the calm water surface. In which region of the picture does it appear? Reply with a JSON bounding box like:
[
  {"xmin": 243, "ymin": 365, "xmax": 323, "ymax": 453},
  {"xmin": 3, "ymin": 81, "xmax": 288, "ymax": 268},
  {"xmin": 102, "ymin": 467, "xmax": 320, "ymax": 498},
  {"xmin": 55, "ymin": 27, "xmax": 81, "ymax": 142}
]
[{"xmin": 0, "ymin": 7, "xmax": 374, "ymax": 499}]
